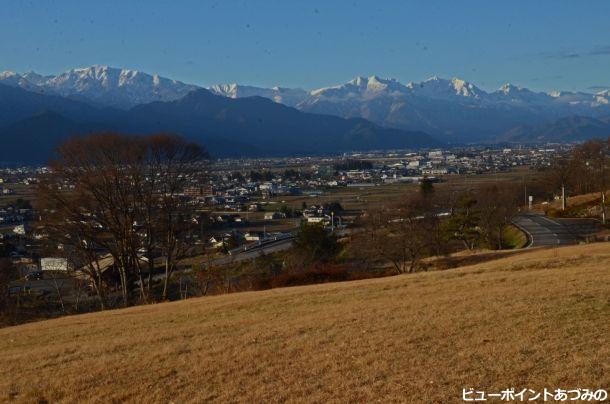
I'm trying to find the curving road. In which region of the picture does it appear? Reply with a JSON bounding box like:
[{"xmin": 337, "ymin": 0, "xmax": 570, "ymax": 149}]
[{"xmin": 513, "ymin": 213, "xmax": 579, "ymax": 247}]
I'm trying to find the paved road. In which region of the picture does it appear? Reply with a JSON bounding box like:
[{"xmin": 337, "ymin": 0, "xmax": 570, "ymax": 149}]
[
  {"xmin": 513, "ymin": 213, "xmax": 579, "ymax": 247},
  {"xmin": 214, "ymin": 238, "xmax": 294, "ymax": 265}
]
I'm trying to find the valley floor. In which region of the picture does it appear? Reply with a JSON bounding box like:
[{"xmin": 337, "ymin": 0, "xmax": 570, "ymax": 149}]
[{"xmin": 0, "ymin": 243, "xmax": 608, "ymax": 403}]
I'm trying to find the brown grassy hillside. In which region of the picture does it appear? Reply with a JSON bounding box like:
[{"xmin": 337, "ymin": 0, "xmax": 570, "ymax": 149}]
[{"xmin": 0, "ymin": 243, "xmax": 608, "ymax": 403}]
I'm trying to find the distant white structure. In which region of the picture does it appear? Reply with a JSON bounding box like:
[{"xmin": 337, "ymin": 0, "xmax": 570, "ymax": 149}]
[
  {"xmin": 244, "ymin": 232, "xmax": 262, "ymax": 241},
  {"xmin": 264, "ymin": 211, "xmax": 284, "ymax": 220},
  {"xmin": 41, "ymin": 257, "xmax": 69, "ymax": 272},
  {"xmin": 12, "ymin": 224, "xmax": 26, "ymax": 235},
  {"xmin": 421, "ymin": 168, "xmax": 448, "ymax": 175}
]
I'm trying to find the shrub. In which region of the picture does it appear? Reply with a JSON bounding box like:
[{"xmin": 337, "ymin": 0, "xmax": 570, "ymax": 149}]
[{"xmin": 270, "ymin": 264, "xmax": 352, "ymax": 288}]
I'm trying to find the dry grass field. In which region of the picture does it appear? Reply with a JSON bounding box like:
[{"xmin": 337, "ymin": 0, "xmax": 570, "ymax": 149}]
[
  {"xmin": 0, "ymin": 243, "xmax": 608, "ymax": 403},
  {"xmin": 535, "ymin": 191, "xmax": 601, "ymax": 211}
]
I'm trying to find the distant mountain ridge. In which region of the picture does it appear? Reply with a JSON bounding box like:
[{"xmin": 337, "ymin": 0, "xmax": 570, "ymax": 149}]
[
  {"xmin": 0, "ymin": 82, "xmax": 119, "ymax": 128},
  {"xmin": 211, "ymin": 75, "xmax": 610, "ymax": 142},
  {"xmin": 4, "ymin": 66, "xmax": 609, "ymax": 139},
  {"xmin": 0, "ymin": 110, "xmax": 113, "ymax": 164},
  {"xmin": 208, "ymin": 84, "xmax": 308, "ymax": 107},
  {"xmin": 0, "ymin": 66, "xmax": 199, "ymax": 109},
  {"xmin": 210, "ymin": 75, "xmax": 610, "ymax": 110},
  {"xmin": 120, "ymin": 89, "xmax": 439, "ymax": 155},
  {"xmin": 498, "ymin": 115, "xmax": 610, "ymax": 143},
  {"xmin": 2, "ymin": 65, "xmax": 610, "ymax": 163},
  {"xmin": 0, "ymin": 84, "xmax": 438, "ymax": 164}
]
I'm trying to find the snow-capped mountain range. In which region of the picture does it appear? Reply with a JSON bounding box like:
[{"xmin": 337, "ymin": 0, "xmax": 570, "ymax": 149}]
[
  {"xmin": 211, "ymin": 74, "xmax": 610, "ymax": 108},
  {"xmin": 1, "ymin": 65, "xmax": 609, "ymax": 141},
  {"xmin": 208, "ymin": 83, "xmax": 308, "ymax": 107},
  {"xmin": 209, "ymin": 75, "xmax": 610, "ymax": 141},
  {"xmin": 0, "ymin": 66, "xmax": 199, "ymax": 109}
]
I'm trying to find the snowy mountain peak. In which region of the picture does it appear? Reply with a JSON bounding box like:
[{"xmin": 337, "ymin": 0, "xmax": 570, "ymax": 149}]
[
  {"xmin": 366, "ymin": 75, "xmax": 399, "ymax": 90},
  {"xmin": 69, "ymin": 65, "xmax": 115, "ymax": 80},
  {"xmin": 0, "ymin": 65, "xmax": 200, "ymax": 109},
  {"xmin": 209, "ymin": 83, "xmax": 248, "ymax": 98},
  {"xmin": 52, "ymin": 65, "xmax": 146, "ymax": 87},
  {"xmin": 413, "ymin": 76, "xmax": 483, "ymax": 99},
  {"xmin": 21, "ymin": 71, "xmax": 51, "ymax": 85},
  {"xmin": 209, "ymin": 83, "xmax": 308, "ymax": 107},
  {"xmin": 309, "ymin": 75, "xmax": 408, "ymax": 99},
  {"xmin": 450, "ymin": 77, "xmax": 480, "ymax": 97},
  {"xmin": 0, "ymin": 70, "xmax": 42, "ymax": 91},
  {"xmin": 493, "ymin": 83, "xmax": 558, "ymax": 105},
  {"xmin": 347, "ymin": 76, "xmax": 366, "ymax": 87},
  {"xmin": 0, "ymin": 71, "xmax": 18, "ymax": 80},
  {"xmin": 499, "ymin": 83, "xmax": 524, "ymax": 94},
  {"xmin": 594, "ymin": 90, "xmax": 610, "ymax": 105},
  {"xmin": 366, "ymin": 75, "xmax": 393, "ymax": 85}
]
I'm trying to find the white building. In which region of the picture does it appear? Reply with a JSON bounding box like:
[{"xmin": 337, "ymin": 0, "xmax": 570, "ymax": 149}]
[{"xmin": 41, "ymin": 257, "xmax": 69, "ymax": 272}]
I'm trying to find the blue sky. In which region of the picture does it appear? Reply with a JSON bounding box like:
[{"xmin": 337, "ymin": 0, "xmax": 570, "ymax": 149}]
[{"xmin": 1, "ymin": 0, "xmax": 609, "ymax": 92}]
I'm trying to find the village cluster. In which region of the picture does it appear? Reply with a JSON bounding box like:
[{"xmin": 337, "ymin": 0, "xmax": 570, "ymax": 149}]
[{"xmin": 0, "ymin": 145, "xmax": 567, "ymax": 280}]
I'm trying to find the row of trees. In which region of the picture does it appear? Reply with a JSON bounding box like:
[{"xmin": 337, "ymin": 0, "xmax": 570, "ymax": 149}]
[
  {"xmin": 352, "ymin": 182, "xmax": 521, "ymax": 274},
  {"xmin": 38, "ymin": 133, "xmax": 209, "ymax": 308},
  {"xmin": 333, "ymin": 159, "xmax": 373, "ymax": 171},
  {"xmin": 546, "ymin": 137, "xmax": 610, "ymax": 223}
]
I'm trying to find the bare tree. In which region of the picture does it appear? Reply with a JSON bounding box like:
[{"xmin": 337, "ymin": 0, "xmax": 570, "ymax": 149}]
[
  {"xmin": 46, "ymin": 271, "xmax": 67, "ymax": 314},
  {"xmin": 547, "ymin": 155, "xmax": 575, "ymax": 211},
  {"xmin": 147, "ymin": 135, "xmax": 208, "ymax": 300},
  {"xmin": 35, "ymin": 202, "xmax": 111, "ymax": 309},
  {"xmin": 573, "ymin": 138, "xmax": 610, "ymax": 224},
  {"xmin": 477, "ymin": 184, "xmax": 521, "ymax": 249},
  {"xmin": 39, "ymin": 134, "xmax": 141, "ymax": 306},
  {"xmin": 38, "ymin": 132, "xmax": 209, "ymax": 306},
  {"xmin": 0, "ymin": 259, "xmax": 19, "ymax": 322},
  {"xmin": 352, "ymin": 196, "xmax": 444, "ymax": 274}
]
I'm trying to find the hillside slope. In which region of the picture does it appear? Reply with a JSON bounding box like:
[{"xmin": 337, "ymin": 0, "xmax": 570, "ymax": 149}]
[
  {"xmin": 498, "ymin": 115, "xmax": 610, "ymax": 143},
  {"xmin": 0, "ymin": 83, "xmax": 119, "ymax": 128},
  {"xmin": 121, "ymin": 89, "xmax": 440, "ymax": 156},
  {"xmin": 0, "ymin": 243, "xmax": 608, "ymax": 403},
  {"xmin": 0, "ymin": 110, "xmax": 113, "ymax": 164},
  {"xmin": 0, "ymin": 84, "xmax": 439, "ymax": 163}
]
